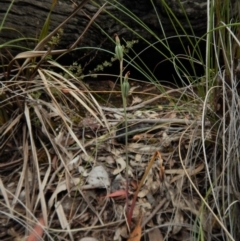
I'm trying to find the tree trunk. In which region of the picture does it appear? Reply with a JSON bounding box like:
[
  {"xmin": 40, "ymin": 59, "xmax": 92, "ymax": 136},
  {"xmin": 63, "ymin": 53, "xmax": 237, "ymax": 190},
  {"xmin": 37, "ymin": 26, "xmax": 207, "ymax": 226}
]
[{"xmin": 0, "ymin": 0, "xmax": 237, "ymax": 57}]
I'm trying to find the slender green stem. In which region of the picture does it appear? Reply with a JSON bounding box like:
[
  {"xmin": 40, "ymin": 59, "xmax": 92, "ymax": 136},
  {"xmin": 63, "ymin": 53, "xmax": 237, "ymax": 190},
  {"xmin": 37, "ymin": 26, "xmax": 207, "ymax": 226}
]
[
  {"xmin": 122, "ymin": 84, "xmax": 129, "ymax": 216},
  {"xmin": 115, "ymin": 34, "xmax": 130, "ymax": 222},
  {"xmin": 120, "ymin": 62, "xmax": 130, "ymax": 221}
]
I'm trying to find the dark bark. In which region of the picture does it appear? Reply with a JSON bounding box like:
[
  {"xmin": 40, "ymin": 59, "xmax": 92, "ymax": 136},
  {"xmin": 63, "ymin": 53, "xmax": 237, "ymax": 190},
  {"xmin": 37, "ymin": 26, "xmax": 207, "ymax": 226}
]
[{"xmin": 0, "ymin": 0, "xmax": 238, "ymax": 56}]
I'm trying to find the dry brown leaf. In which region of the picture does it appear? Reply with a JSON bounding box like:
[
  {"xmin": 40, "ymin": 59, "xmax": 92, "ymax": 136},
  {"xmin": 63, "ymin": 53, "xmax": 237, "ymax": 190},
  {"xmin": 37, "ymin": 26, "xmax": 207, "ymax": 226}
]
[
  {"xmin": 148, "ymin": 228, "xmax": 164, "ymax": 241},
  {"xmin": 129, "ymin": 85, "xmax": 140, "ymax": 94},
  {"xmin": 48, "ymin": 178, "xmax": 80, "ymax": 208},
  {"xmin": 134, "ymin": 154, "xmax": 142, "ymax": 162},
  {"xmin": 80, "ymin": 238, "xmax": 99, "ymax": 241},
  {"xmin": 106, "ymin": 80, "xmax": 115, "ymax": 89},
  {"xmin": 117, "ymin": 225, "xmax": 129, "ymax": 239},
  {"xmin": 144, "ymin": 110, "xmax": 159, "ymax": 118},
  {"xmin": 172, "ymin": 209, "xmax": 184, "ymax": 234},
  {"xmin": 137, "ymin": 188, "xmax": 149, "ymax": 198},
  {"xmin": 132, "ymin": 134, "xmax": 144, "ymax": 141},
  {"xmin": 131, "ymin": 96, "xmax": 142, "ymax": 106},
  {"xmin": 68, "ymin": 155, "xmax": 81, "ymax": 171},
  {"xmin": 80, "ymin": 116, "xmax": 100, "ymax": 131},
  {"xmin": 113, "ymin": 157, "xmax": 126, "ymax": 175},
  {"xmin": 163, "ymin": 111, "xmax": 177, "ymax": 118}
]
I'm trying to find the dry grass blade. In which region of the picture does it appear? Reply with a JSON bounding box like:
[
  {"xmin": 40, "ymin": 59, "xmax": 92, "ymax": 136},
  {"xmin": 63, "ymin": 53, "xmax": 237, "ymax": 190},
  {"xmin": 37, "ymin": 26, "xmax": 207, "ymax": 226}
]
[
  {"xmin": 0, "ymin": 113, "xmax": 22, "ymax": 139},
  {"xmin": 37, "ymin": 69, "xmax": 89, "ymax": 156},
  {"xmin": 33, "ymin": 140, "xmax": 52, "ymax": 212},
  {"xmin": 0, "ymin": 178, "xmax": 13, "ymax": 219},
  {"xmin": 1, "ymin": 0, "xmax": 239, "ymax": 240},
  {"xmin": 24, "ymin": 104, "xmax": 48, "ymax": 227},
  {"xmin": 30, "ymin": 99, "xmax": 75, "ymax": 196},
  {"xmin": 178, "ymin": 124, "xmax": 235, "ymax": 241},
  {"xmin": 55, "ymin": 201, "xmax": 74, "ymax": 241},
  {"xmin": 45, "ymin": 62, "xmax": 108, "ymax": 129}
]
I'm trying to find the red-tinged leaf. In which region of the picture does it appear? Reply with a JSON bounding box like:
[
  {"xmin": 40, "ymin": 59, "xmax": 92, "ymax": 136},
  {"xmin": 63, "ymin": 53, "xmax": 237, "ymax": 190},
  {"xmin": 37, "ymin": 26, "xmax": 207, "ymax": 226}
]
[
  {"xmin": 27, "ymin": 217, "xmax": 45, "ymax": 241},
  {"xmin": 105, "ymin": 190, "xmax": 127, "ymax": 198}
]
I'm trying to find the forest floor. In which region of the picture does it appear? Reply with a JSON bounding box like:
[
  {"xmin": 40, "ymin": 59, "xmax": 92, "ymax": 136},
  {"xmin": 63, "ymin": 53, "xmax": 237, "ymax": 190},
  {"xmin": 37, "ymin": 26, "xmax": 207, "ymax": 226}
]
[{"xmin": 0, "ymin": 76, "xmax": 215, "ymax": 241}]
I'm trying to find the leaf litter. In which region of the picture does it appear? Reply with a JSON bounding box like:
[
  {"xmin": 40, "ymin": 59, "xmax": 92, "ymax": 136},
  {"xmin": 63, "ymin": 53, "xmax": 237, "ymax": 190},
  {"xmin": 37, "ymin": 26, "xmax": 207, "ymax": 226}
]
[{"xmin": 0, "ymin": 80, "xmax": 215, "ymax": 241}]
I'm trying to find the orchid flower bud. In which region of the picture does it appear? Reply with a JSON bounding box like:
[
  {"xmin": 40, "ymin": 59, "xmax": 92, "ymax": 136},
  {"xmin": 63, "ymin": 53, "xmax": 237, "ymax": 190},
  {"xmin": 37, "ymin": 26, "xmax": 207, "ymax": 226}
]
[
  {"xmin": 122, "ymin": 71, "xmax": 130, "ymax": 98},
  {"xmin": 114, "ymin": 34, "xmax": 123, "ymax": 62}
]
